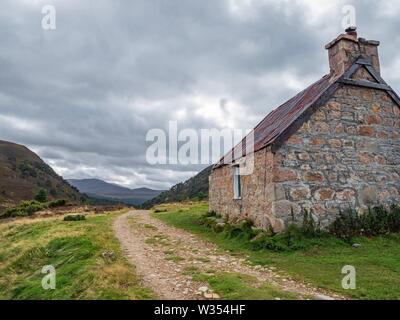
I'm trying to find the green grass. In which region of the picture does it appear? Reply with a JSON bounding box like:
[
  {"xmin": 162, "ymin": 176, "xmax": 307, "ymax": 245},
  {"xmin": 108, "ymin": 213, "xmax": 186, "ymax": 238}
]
[
  {"xmin": 0, "ymin": 212, "xmax": 154, "ymax": 300},
  {"xmin": 194, "ymin": 272, "xmax": 298, "ymax": 300},
  {"xmin": 181, "ymin": 263, "xmax": 297, "ymax": 299},
  {"xmin": 182, "ymin": 266, "xmax": 199, "ymax": 275},
  {"xmin": 144, "ymin": 224, "xmax": 158, "ymax": 230},
  {"xmin": 196, "ymin": 257, "xmax": 211, "ymax": 263},
  {"xmin": 153, "ymin": 203, "xmax": 400, "ymax": 300},
  {"xmin": 145, "ymin": 234, "xmax": 171, "ymax": 246},
  {"xmin": 165, "ymin": 255, "xmax": 185, "ymax": 263}
]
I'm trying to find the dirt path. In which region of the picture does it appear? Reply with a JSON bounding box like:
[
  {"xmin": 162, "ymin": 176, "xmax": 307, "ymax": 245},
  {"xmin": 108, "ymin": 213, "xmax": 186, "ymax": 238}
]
[{"xmin": 113, "ymin": 210, "xmax": 344, "ymax": 300}]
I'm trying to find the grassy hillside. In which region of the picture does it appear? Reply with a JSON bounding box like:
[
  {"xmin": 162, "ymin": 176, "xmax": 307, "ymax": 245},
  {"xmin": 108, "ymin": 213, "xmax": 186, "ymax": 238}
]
[
  {"xmin": 0, "ymin": 210, "xmax": 154, "ymax": 299},
  {"xmin": 142, "ymin": 165, "xmax": 212, "ymax": 208},
  {"xmin": 154, "ymin": 202, "xmax": 400, "ymax": 300},
  {"xmin": 0, "ymin": 140, "xmax": 83, "ymax": 211}
]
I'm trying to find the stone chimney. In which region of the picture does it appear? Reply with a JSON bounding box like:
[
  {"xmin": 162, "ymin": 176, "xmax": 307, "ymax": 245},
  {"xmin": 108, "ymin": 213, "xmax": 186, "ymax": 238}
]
[{"xmin": 325, "ymin": 27, "xmax": 380, "ymax": 77}]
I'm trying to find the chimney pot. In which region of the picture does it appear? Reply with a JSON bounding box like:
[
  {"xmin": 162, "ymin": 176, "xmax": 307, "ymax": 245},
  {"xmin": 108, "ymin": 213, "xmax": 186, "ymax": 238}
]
[
  {"xmin": 345, "ymin": 26, "xmax": 357, "ymax": 37},
  {"xmin": 326, "ymin": 29, "xmax": 380, "ymax": 77}
]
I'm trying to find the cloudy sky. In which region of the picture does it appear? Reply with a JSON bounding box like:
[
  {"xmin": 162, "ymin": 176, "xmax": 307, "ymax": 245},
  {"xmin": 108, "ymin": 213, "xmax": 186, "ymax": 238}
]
[{"xmin": 1, "ymin": 0, "xmax": 399, "ymax": 190}]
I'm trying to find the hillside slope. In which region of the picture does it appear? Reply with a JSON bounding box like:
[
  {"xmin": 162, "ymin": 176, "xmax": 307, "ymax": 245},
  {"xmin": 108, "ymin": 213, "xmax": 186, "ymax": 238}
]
[
  {"xmin": 0, "ymin": 140, "xmax": 82, "ymax": 211},
  {"xmin": 68, "ymin": 178, "xmax": 163, "ymax": 205},
  {"xmin": 142, "ymin": 165, "xmax": 212, "ymax": 208}
]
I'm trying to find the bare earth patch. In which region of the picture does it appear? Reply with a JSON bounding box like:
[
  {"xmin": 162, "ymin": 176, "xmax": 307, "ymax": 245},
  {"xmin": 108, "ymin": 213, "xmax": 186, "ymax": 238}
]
[{"xmin": 113, "ymin": 210, "xmax": 344, "ymax": 300}]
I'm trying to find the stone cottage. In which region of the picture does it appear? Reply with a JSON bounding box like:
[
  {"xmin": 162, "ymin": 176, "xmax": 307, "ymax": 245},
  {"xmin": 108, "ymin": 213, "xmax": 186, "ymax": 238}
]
[{"xmin": 209, "ymin": 28, "xmax": 400, "ymax": 231}]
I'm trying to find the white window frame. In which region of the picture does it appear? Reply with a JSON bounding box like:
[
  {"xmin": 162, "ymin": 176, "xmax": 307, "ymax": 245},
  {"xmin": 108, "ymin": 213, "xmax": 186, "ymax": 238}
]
[{"xmin": 233, "ymin": 166, "xmax": 242, "ymax": 200}]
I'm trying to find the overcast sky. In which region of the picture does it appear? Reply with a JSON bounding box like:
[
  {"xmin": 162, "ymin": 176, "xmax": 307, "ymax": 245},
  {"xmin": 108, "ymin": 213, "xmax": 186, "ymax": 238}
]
[{"xmin": 1, "ymin": 0, "xmax": 399, "ymax": 190}]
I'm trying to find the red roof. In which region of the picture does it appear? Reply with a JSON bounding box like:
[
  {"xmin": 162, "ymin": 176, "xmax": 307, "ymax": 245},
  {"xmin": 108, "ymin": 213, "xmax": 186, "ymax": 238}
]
[{"xmin": 215, "ymin": 73, "xmax": 334, "ymax": 167}]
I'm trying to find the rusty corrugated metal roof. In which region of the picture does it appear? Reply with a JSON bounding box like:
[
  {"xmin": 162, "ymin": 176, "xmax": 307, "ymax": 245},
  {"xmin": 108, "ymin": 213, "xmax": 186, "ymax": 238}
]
[
  {"xmin": 215, "ymin": 54, "xmax": 400, "ymax": 169},
  {"xmin": 215, "ymin": 73, "xmax": 335, "ymax": 167}
]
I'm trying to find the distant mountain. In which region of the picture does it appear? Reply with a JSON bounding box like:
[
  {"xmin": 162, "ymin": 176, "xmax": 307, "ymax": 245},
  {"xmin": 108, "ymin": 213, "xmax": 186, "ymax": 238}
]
[
  {"xmin": 142, "ymin": 165, "xmax": 212, "ymax": 209},
  {"xmin": 68, "ymin": 178, "xmax": 163, "ymax": 205},
  {"xmin": 0, "ymin": 140, "xmax": 83, "ymax": 212}
]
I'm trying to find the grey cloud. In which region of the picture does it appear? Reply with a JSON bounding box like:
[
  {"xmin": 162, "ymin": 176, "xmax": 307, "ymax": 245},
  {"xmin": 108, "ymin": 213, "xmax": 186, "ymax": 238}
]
[{"xmin": 0, "ymin": 0, "xmax": 399, "ymax": 189}]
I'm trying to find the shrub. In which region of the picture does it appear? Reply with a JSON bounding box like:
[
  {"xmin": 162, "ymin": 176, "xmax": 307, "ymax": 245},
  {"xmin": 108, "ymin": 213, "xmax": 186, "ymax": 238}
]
[
  {"xmin": 1, "ymin": 207, "xmax": 26, "ymax": 218},
  {"xmin": 199, "ymin": 204, "xmax": 400, "ymax": 251},
  {"xmin": 35, "ymin": 189, "xmax": 48, "ymax": 203},
  {"xmin": 301, "ymin": 210, "xmax": 322, "ymax": 237},
  {"xmin": 329, "ymin": 205, "xmax": 400, "ymax": 241},
  {"xmin": 48, "ymin": 199, "xmax": 67, "ymax": 208},
  {"xmin": 63, "ymin": 215, "xmax": 86, "ymax": 221},
  {"xmin": 204, "ymin": 211, "xmax": 217, "ymax": 218},
  {"xmin": 224, "ymin": 220, "xmax": 257, "ymax": 240},
  {"xmin": 195, "ymin": 192, "xmax": 207, "ymax": 201},
  {"xmin": 250, "ymin": 222, "xmax": 333, "ymax": 252},
  {"xmin": 26, "ymin": 204, "xmax": 41, "ymax": 215},
  {"xmin": 388, "ymin": 205, "xmax": 400, "ymax": 231},
  {"xmin": 199, "ymin": 209, "xmax": 332, "ymax": 252},
  {"xmin": 0, "ymin": 200, "xmax": 47, "ymax": 219},
  {"xmin": 19, "ymin": 163, "xmax": 37, "ymax": 178}
]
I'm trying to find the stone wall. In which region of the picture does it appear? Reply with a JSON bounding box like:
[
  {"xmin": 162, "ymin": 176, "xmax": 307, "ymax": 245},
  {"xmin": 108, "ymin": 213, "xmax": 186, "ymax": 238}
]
[
  {"xmin": 210, "ymin": 85, "xmax": 400, "ymax": 231},
  {"xmin": 209, "ymin": 148, "xmax": 283, "ymax": 230},
  {"xmin": 273, "ymin": 86, "xmax": 400, "ymax": 227},
  {"xmin": 326, "ymin": 33, "xmax": 380, "ymax": 78}
]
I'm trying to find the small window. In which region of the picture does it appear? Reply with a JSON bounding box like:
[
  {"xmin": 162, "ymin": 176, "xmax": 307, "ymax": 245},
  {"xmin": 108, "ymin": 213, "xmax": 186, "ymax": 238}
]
[{"xmin": 233, "ymin": 166, "xmax": 242, "ymax": 200}]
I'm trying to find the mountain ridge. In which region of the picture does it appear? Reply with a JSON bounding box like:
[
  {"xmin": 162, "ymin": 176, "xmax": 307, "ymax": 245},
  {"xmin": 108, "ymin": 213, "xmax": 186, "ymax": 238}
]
[
  {"xmin": 142, "ymin": 165, "xmax": 212, "ymax": 208},
  {"xmin": 0, "ymin": 139, "xmax": 83, "ymax": 211},
  {"xmin": 68, "ymin": 178, "xmax": 164, "ymax": 205}
]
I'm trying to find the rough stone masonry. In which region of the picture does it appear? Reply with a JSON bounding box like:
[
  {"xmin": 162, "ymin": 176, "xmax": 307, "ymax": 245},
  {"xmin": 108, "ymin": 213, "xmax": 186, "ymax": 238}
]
[{"xmin": 209, "ymin": 28, "xmax": 400, "ymax": 231}]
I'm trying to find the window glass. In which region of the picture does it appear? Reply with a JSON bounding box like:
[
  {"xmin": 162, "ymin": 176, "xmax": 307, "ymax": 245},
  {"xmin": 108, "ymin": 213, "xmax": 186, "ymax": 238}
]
[{"xmin": 233, "ymin": 166, "xmax": 241, "ymax": 199}]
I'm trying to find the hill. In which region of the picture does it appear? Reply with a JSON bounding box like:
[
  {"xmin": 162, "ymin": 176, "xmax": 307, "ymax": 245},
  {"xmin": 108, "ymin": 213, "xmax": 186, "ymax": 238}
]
[
  {"xmin": 0, "ymin": 140, "xmax": 83, "ymax": 211},
  {"xmin": 142, "ymin": 165, "xmax": 212, "ymax": 208},
  {"xmin": 67, "ymin": 178, "xmax": 163, "ymax": 205}
]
